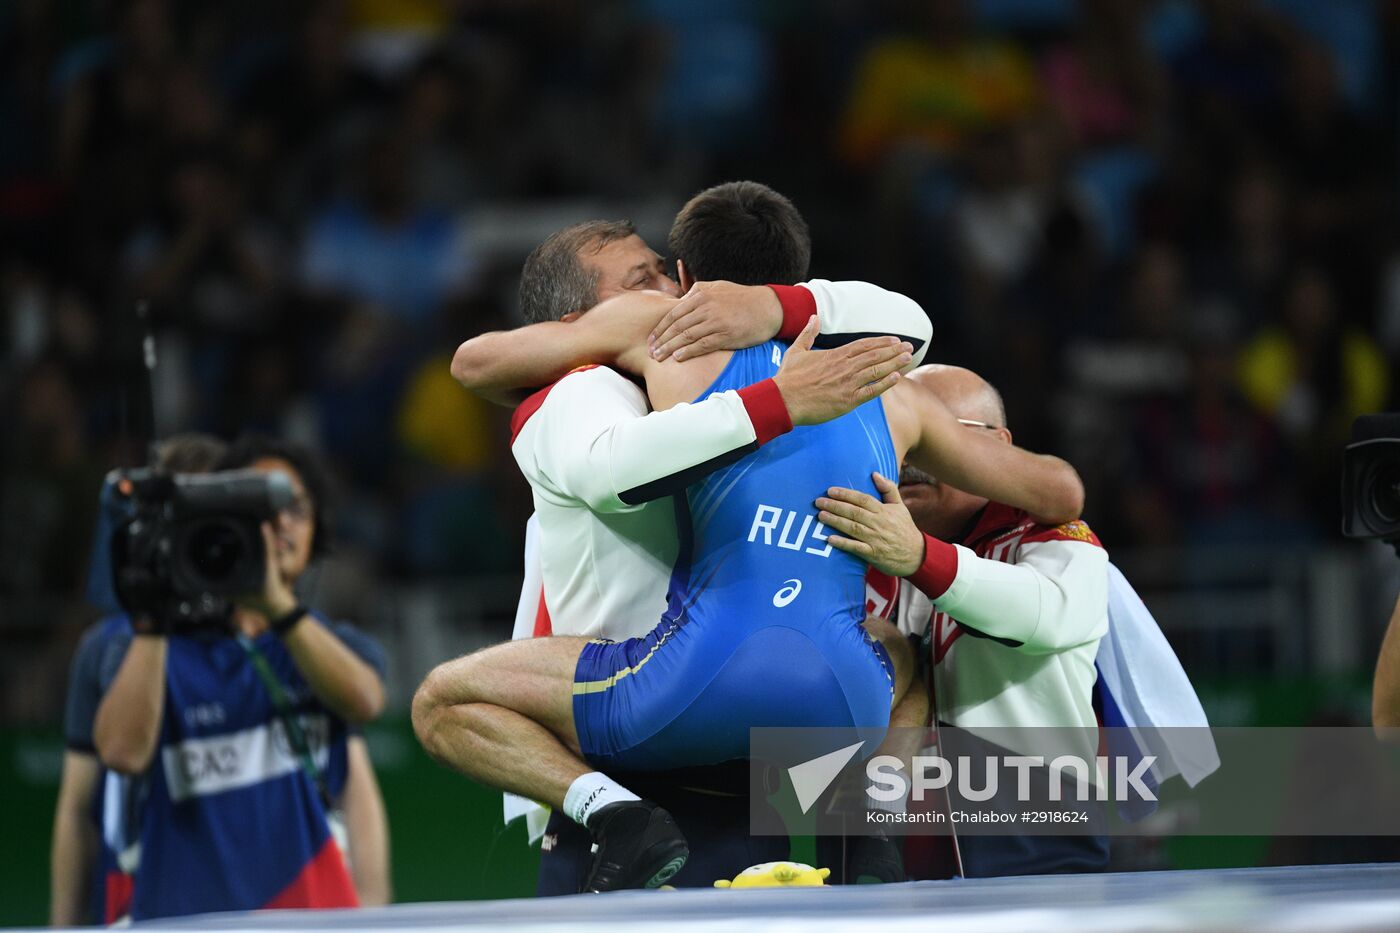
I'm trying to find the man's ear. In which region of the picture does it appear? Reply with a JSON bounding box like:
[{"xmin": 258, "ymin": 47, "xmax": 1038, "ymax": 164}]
[
  {"xmin": 998, "ymin": 427, "xmax": 1014, "ymax": 446},
  {"xmin": 677, "ymin": 259, "xmax": 694, "ymax": 293},
  {"xmin": 560, "ymin": 311, "xmax": 583, "ymax": 323}
]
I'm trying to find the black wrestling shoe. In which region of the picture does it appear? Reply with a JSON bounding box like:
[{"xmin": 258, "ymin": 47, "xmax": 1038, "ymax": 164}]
[
  {"xmin": 580, "ymin": 800, "xmax": 690, "ymax": 893},
  {"xmin": 848, "ymin": 832, "xmax": 906, "ymax": 884}
]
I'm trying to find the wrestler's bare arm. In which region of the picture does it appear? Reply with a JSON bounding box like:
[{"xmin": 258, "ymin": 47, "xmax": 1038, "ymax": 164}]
[
  {"xmin": 451, "ymin": 291, "xmax": 679, "ymax": 404},
  {"xmin": 884, "ymin": 379, "xmax": 1084, "ymax": 526}
]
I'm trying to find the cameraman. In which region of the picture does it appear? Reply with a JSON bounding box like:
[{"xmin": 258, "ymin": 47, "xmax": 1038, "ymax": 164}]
[
  {"xmin": 89, "ymin": 435, "xmax": 388, "ymax": 921},
  {"xmin": 51, "ymin": 433, "xmax": 224, "ymax": 925}
]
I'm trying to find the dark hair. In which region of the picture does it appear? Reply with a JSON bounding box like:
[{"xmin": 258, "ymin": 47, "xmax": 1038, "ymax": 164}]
[
  {"xmin": 518, "ymin": 220, "xmax": 638, "ymax": 324},
  {"xmin": 155, "ymin": 433, "xmax": 226, "ymax": 473},
  {"xmin": 668, "ymin": 181, "xmax": 811, "ymax": 286},
  {"xmin": 217, "ymin": 435, "xmax": 332, "ymax": 558}
]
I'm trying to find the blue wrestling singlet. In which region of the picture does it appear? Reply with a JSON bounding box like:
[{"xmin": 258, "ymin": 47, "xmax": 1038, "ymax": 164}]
[{"xmin": 574, "ymin": 341, "xmax": 900, "ymax": 769}]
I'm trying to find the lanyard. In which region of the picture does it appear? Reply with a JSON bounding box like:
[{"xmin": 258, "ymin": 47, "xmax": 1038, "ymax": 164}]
[{"xmin": 237, "ymin": 635, "xmax": 332, "ymax": 810}]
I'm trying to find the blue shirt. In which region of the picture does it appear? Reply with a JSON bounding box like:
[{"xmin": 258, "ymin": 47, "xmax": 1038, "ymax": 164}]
[{"xmin": 80, "ymin": 615, "xmax": 385, "ymax": 921}]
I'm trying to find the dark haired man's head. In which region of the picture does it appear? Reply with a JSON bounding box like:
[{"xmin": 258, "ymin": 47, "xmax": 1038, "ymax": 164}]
[
  {"xmin": 218, "ymin": 435, "xmax": 331, "ymax": 577},
  {"xmin": 156, "ymin": 433, "xmax": 226, "ymax": 473},
  {"xmin": 518, "ymin": 220, "xmax": 679, "ymax": 324},
  {"xmin": 668, "ymin": 181, "xmax": 811, "ymax": 289}
]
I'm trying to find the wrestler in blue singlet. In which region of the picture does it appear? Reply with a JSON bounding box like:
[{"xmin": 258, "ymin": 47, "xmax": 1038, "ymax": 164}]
[{"xmin": 573, "ymin": 340, "xmax": 900, "ymax": 769}]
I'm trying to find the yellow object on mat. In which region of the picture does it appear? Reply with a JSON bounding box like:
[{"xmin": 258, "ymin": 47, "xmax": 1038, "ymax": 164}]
[{"xmin": 715, "ymin": 862, "xmax": 831, "ymax": 888}]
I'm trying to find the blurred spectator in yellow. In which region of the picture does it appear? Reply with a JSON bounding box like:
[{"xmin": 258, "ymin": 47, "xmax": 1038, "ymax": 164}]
[
  {"xmin": 839, "ymin": 0, "xmax": 1038, "ymax": 167},
  {"xmin": 347, "ymin": 0, "xmax": 453, "ymax": 80},
  {"xmin": 1238, "ymin": 265, "xmax": 1387, "ymax": 527},
  {"xmin": 395, "ymin": 351, "xmax": 516, "ymax": 574},
  {"xmin": 396, "ymin": 353, "xmax": 495, "ymax": 475},
  {"xmin": 1238, "ymin": 265, "xmax": 1387, "ymax": 441}
]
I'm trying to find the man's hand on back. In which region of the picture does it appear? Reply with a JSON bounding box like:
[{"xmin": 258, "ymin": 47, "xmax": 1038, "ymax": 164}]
[
  {"xmin": 773, "ymin": 316, "xmax": 911, "ymax": 426},
  {"xmin": 817, "ymin": 473, "xmax": 926, "ymax": 577},
  {"xmin": 648, "ymin": 281, "xmax": 784, "ymax": 361}
]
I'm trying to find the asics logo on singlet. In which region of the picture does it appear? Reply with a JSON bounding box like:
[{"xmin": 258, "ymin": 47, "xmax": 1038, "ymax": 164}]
[{"xmin": 772, "ymin": 579, "xmax": 802, "ymax": 607}]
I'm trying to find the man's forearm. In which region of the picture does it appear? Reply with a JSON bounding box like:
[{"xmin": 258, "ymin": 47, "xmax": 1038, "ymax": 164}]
[
  {"xmin": 49, "ymin": 807, "xmax": 95, "ymax": 926},
  {"xmin": 454, "ymin": 291, "xmax": 671, "ymax": 401},
  {"xmin": 591, "ymin": 383, "xmax": 791, "ymax": 507},
  {"xmin": 451, "ymin": 324, "xmax": 601, "ymax": 405},
  {"xmin": 998, "ymin": 452, "xmax": 1084, "ymax": 526},
  {"xmin": 904, "ymin": 536, "xmax": 1108, "ymax": 652},
  {"xmin": 50, "ymin": 754, "xmax": 99, "ymax": 926},
  {"xmin": 523, "ymin": 367, "xmax": 792, "ymax": 512},
  {"xmin": 456, "ymin": 280, "xmax": 934, "ymax": 404},
  {"xmin": 93, "ymin": 635, "xmax": 166, "ymax": 775},
  {"xmin": 906, "ymin": 538, "xmax": 1038, "ymax": 645},
  {"xmin": 343, "ymin": 737, "xmax": 392, "ymax": 906},
  {"xmin": 1373, "ymin": 595, "xmax": 1400, "ymax": 732},
  {"xmin": 910, "ymin": 396, "xmax": 1084, "ymax": 525},
  {"xmin": 280, "ymin": 616, "xmax": 385, "ymax": 724}
]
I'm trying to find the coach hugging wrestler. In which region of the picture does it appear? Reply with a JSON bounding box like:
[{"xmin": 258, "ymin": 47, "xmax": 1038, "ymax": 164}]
[{"xmin": 414, "ymin": 180, "xmax": 1172, "ymax": 893}]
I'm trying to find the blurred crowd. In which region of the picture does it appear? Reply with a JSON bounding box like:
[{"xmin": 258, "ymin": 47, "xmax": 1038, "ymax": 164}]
[{"xmin": 3, "ymin": 0, "xmax": 1400, "ymax": 720}]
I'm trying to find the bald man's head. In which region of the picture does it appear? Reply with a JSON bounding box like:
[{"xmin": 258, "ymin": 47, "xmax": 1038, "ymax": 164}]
[
  {"xmin": 897, "ymin": 365, "xmax": 1011, "ymax": 538},
  {"xmin": 907, "ymin": 364, "xmax": 1007, "ymax": 429}
]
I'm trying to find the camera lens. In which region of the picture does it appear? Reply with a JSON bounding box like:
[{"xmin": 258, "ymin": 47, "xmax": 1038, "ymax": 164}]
[
  {"xmin": 1373, "ymin": 463, "xmax": 1400, "ymax": 525},
  {"xmin": 183, "ymin": 519, "xmax": 246, "ymax": 583}
]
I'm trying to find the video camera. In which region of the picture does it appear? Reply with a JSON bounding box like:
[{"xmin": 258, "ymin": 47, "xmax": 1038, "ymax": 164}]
[
  {"xmin": 109, "ymin": 468, "xmax": 293, "ymax": 626},
  {"xmin": 1342, "ymin": 413, "xmax": 1400, "ymax": 550}
]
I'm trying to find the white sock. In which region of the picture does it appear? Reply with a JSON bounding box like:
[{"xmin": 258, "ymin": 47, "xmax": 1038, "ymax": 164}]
[{"xmin": 563, "ymin": 772, "xmax": 640, "ymax": 828}]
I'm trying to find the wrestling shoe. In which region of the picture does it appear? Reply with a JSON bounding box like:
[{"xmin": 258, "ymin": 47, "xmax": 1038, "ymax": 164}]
[
  {"xmin": 848, "ymin": 832, "xmax": 906, "ymax": 884},
  {"xmin": 580, "ymin": 800, "xmax": 690, "ymax": 892}
]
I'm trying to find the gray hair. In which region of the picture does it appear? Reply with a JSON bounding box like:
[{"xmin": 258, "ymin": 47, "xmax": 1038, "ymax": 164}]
[{"xmin": 518, "ymin": 220, "xmax": 637, "ymax": 324}]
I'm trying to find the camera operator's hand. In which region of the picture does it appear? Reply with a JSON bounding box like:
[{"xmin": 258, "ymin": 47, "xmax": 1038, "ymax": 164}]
[
  {"xmin": 234, "ymin": 521, "xmax": 384, "ymax": 722},
  {"xmin": 114, "ymin": 561, "xmax": 173, "ymax": 632},
  {"xmin": 236, "ymin": 523, "xmax": 300, "ymax": 621}
]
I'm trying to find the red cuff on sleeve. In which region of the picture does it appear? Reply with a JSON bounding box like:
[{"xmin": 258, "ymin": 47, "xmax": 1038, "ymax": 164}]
[
  {"xmin": 908, "ymin": 535, "xmax": 958, "ymax": 599},
  {"xmin": 737, "ymin": 378, "xmax": 794, "ymax": 445},
  {"xmin": 769, "ymin": 284, "xmax": 817, "ymax": 340}
]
